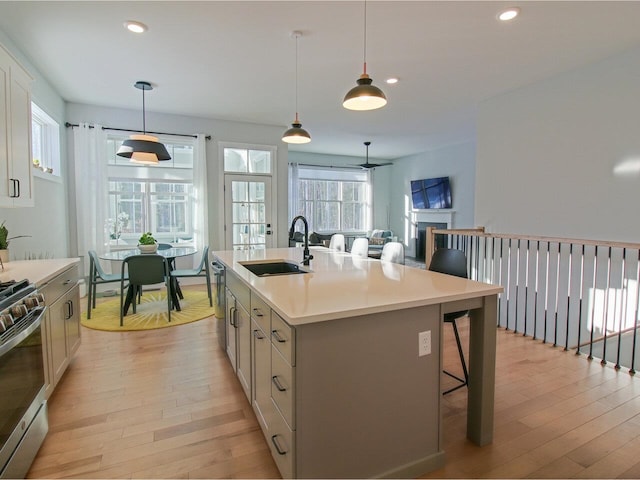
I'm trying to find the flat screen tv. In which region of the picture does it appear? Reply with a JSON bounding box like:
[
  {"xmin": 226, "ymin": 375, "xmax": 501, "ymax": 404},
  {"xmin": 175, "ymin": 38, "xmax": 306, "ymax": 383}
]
[{"xmin": 411, "ymin": 176, "xmax": 452, "ymax": 209}]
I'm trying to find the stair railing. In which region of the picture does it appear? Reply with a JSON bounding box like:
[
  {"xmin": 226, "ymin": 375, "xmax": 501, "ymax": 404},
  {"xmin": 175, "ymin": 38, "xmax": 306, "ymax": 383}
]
[{"xmin": 426, "ymin": 227, "xmax": 640, "ymax": 374}]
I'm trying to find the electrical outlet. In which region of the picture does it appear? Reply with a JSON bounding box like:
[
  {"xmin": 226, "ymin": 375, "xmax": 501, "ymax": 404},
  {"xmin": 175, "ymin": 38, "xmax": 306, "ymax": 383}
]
[{"xmin": 418, "ymin": 330, "xmax": 431, "ymax": 357}]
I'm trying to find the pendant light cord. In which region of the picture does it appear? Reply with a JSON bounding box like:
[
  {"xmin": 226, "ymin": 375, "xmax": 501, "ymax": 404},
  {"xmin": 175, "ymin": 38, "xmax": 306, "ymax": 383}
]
[
  {"xmin": 141, "ymin": 86, "xmax": 146, "ymax": 134},
  {"xmin": 363, "ymin": 0, "xmax": 367, "ymax": 75},
  {"xmin": 295, "ymin": 33, "xmax": 299, "ymax": 122}
]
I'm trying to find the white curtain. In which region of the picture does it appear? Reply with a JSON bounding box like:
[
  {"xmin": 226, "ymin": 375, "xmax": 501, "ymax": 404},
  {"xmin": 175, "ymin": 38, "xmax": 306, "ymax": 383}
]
[
  {"xmin": 74, "ymin": 124, "xmax": 109, "ymax": 276},
  {"xmin": 288, "ymin": 162, "xmax": 300, "ymax": 226},
  {"xmin": 192, "ymin": 134, "xmax": 209, "ymax": 267}
]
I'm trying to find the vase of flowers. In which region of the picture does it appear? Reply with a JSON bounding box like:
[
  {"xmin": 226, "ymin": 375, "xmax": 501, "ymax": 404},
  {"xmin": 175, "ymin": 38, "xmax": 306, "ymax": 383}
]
[{"xmin": 108, "ymin": 212, "xmax": 130, "ymax": 241}]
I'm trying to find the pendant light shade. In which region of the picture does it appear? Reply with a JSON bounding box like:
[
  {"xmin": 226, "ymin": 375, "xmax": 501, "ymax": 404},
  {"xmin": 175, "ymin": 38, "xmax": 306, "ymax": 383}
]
[
  {"xmin": 343, "ymin": 1, "xmax": 387, "ymax": 111},
  {"xmin": 283, "ymin": 31, "xmax": 311, "ymax": 144},
  {"xmin": 116, "ymin": 81, "xmax": 171, "ymax": 164}
]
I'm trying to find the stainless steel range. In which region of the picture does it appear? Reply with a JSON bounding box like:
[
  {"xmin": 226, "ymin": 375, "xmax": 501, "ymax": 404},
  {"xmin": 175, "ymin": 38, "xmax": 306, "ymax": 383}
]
[{"xmin": 0, "ymin": 279, "xmax": 48, "ymax": 479}]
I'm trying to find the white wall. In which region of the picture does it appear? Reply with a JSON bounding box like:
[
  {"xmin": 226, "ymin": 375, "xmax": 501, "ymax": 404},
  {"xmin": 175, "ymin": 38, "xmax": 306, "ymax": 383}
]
[
  {"xmin": 389, "ymin": 141, "xmax": 476, "ymax": 257},
  {"xmin": 0, "ymin": 31, "xmax": 69, "ymax": 261},
  {"xmin": 288, "ymin": 151, "xmax": 392, "ymax": 231},
  {"xmin": 476, "ymin": 45, "xmax": 640, "ymax": 243},
  {"xmin": 66, "ymin": 103, "xmax": 289, "ymax": 254}
]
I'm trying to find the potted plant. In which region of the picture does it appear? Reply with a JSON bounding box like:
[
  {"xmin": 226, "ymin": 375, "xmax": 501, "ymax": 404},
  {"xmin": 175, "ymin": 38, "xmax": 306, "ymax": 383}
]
[
  {"xmin": 138, "ymin": 232, "xmax": 158, "ymax": 254},
  {"xmin": 0, "ymin": 221, "xmax": 30, "ymax": 263}
]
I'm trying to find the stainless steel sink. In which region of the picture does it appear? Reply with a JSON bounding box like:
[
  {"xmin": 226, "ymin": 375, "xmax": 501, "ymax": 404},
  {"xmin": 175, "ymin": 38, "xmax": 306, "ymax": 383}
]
[{"xmin": 239, "ymin": 261, "xmax": 308, "ymax": 277}]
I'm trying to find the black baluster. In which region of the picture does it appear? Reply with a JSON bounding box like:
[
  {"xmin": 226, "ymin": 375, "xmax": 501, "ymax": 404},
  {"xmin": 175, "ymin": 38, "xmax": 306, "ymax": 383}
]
[
  {"xmin": 564, "ymin": 244, "xmax": 573, "ymax": 351},
  {"xmin": 615, "ymin": 248, "xmax": 627, "ymax": 370},
  {"xmin": 629, "ymin": 250, "xmax": 640, "ymax": 375},
  {"xmin": 600, "ymin": 247, "xmax": 612, "ymax": 365},
  {"xmin": 588, "ymin": 246, "xmax": 599, "ymax": 360},
  {"xmin": 533, "ymin": 240, "xmax": 539, "ymax": 340},
  {"xmin": 575, "ymin": 245, "xmax": 585, "ymax": 356}
]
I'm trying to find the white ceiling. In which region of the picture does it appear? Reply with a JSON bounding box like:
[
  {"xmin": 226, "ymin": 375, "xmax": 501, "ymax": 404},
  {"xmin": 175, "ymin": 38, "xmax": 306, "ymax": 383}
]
[{"xmin": 1, "ymin": 1, "xmax": 640, "ymax": 159}]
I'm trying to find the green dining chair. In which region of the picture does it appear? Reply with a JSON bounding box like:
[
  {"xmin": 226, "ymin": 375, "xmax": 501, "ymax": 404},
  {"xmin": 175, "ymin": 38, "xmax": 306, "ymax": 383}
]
[
  {"xmin": 120, "ymin": 254, "xmax": 172, "ymax": 326},
  {"xmin": 87, "ymin": 250, "xmax": 127, "ymax": 320},
  {"xmin": 170, "ymin": 246, "xmax": 212, "ymax": 306}
]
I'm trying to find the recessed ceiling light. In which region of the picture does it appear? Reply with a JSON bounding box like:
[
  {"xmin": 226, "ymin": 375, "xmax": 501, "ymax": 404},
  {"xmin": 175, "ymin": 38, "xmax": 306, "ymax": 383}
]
[
  {"xmin": 498, "ymin": 7, "xmax": 520, "ymax": 21},
  {"xmin": 124, "ymin": 20, "xmax": 148, "ymax": 33},
  {"xmin": 386, "ymin": 77, "xmax": 399, "ymax": 84}
]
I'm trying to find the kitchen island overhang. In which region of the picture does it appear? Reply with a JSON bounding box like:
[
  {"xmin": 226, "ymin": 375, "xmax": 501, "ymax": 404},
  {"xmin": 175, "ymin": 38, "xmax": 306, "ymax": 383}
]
[{"xmin": 214, "ymin": 247, "xmax": 503, "ymax": 478}]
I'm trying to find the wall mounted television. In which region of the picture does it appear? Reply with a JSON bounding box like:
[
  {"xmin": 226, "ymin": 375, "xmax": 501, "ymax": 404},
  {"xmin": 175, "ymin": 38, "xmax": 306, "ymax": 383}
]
[{"xmin": 410, "ymin": 176, "xmax": 452, "ymax": 209}]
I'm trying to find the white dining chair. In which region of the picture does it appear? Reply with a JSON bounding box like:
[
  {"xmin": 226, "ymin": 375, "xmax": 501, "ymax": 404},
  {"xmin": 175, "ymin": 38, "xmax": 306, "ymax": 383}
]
[
  {"xmin": 380, "ymin": 241, "xmax": 405, "ymax": 264},
  {"xmin": 350, "ymin": 237, "xmax": 369, "ymax": 258},
  {"xmin": 329, "ymin": 234, "xmax": 345, "ymax": 252}
]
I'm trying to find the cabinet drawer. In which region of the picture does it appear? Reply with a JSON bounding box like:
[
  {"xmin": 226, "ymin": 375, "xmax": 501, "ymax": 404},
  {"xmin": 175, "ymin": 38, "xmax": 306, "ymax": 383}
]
[
  {"xmin": 271, "ymin": 312, "xmax": 295, "ymax": 365},
  {"xmin": 250, "ymin": 293, "xmax": 270, "ymax": 333},
  {"xmin": 226, "ymin": 270, "xmax": 250, "ymax": 310},
  {"xmin": 268, "ymin": 401, "xmax": 295, "ymax": 479},
  {"xmin": 41, "ymin": 265, "xmax": 79, "ymax": 303},
  {"xmin": 271, "ymin": 346, "xmax": 295, "ymax": 429}
]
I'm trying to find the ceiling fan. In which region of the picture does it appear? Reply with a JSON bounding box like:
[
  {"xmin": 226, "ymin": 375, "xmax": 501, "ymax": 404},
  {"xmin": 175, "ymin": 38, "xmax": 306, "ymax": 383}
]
[{"xmin": 355, "ymin": 141, "xmax": 392, "ymax": 169}]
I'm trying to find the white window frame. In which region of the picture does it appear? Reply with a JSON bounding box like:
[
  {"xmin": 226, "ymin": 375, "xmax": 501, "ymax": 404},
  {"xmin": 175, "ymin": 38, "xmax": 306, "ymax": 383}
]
[
  {"xmin": 293, "ymin": 165, "xmax": 371, "ymax": 234},
  {"xmin": 31, "ymin": 102, "xmax": 61, "ymax": 181},
  {"xmin": 106, "ymin": 133, "xmax": 197, "ymax": 247}
]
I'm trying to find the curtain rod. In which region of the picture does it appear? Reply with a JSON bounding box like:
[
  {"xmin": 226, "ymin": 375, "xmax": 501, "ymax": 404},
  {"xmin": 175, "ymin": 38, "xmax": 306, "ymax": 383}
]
[
  {"xmin": 293, "ymin": 162, "xmax": 364, "ymax": 170},
  {"xmin": 64, "ymin": 122, "xmax": 211, "ymax": 140}
]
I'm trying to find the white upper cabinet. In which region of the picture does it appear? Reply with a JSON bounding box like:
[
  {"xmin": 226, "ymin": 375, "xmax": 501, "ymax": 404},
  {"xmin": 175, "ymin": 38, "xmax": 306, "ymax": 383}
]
[{"xmin": 0, "ymin": 43, "xmax": 33, "ymax": 207}]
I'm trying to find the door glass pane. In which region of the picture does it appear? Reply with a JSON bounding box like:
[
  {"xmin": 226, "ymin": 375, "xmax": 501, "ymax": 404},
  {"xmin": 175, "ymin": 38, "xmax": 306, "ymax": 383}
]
[
  {"xmin": 249, "ymin": 182, "xmax": 265, "ymax": 202},
  {"xmin": 232, "ymin": 181, "xmax": 248, "ymax": 201},
  {"xmin": 250, "ymin": 224, "xmax": 266, "ymax": 246},
  {"xmin": 233, "ymin": 203, "xmax": 249, "ymax": 223},
  {"xmin": 250, "ymin": 203, "xmax": 265, "ymax": 223},
  {"xmin": 233, "ymin": 224, "xmax": 250, "ymax": 245}
]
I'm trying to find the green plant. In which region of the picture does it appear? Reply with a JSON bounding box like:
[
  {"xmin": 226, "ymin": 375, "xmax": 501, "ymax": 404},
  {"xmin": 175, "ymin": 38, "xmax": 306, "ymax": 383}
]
[
  {"xmin": 138, "ymin": 232, "xmax": 156, "ymax": 245},
  {"xmin": 0, "ymin": 221, "xmax": 30, "ymax": 250}
]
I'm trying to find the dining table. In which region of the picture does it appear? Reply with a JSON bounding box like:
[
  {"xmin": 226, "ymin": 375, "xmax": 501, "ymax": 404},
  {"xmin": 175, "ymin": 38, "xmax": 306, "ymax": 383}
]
[{"xmin": 99, "ymin": 246, "xmax": 197, "ymax": 314}]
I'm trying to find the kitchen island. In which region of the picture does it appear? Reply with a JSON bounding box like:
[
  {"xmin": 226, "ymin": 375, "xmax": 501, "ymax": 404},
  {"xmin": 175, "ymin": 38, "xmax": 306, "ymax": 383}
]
[{"xmin": 214, "ymin": 247, "xmax": 502, "ymax": 479}]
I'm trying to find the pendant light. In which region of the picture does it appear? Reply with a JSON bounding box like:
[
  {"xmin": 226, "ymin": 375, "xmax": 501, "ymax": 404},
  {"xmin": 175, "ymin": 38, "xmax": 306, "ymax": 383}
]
[
  {"xmin": 116, "ymin": 81, "xmax": 171, "ymax": 165},
  {"xmin": 282, "ymin": 31, "xmax": 311, "ymax": 144},
  {"xmin": 343, "ymin": 0, "xmax": 387, "ymax": 111}
]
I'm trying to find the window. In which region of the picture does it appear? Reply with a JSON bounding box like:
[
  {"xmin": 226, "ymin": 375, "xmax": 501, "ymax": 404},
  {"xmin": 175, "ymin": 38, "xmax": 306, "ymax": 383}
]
[
  {"xmin": 31, "ymin": 103, "xmax": 60, "ymax": 176},
  {"xmin": 106, "ymin": 134, "xmax": 196, "ymax": 245},
  {"xmin": 292, "ymin": 165, "xmax": 370, "ymax": 233},
  {"xmin": 224, "ymin": 146, "xmax": 272, "ymax": 174}
]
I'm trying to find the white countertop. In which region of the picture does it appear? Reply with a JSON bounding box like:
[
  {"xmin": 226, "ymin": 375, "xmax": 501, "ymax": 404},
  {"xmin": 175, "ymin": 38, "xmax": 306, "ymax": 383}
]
[
  {"xmin": 214, "ymin": 247, "xmax": 503, "ymax": 325},
  {"xmin": 0, "ymin": 258, "xmax": 81, "ymax": 287}
]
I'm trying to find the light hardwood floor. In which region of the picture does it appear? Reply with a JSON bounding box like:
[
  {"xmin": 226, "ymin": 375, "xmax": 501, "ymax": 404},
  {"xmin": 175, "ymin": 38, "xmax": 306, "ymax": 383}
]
[{"xmin": 28, "ymin": 286, "xmax": 640, "ymax": 479}]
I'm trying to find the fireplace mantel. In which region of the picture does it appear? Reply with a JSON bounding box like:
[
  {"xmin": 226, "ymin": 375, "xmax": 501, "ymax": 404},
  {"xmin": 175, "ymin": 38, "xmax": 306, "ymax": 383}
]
[{"xmin": 411, "ymin": 209, "xmax": 454, "ymax": 228}]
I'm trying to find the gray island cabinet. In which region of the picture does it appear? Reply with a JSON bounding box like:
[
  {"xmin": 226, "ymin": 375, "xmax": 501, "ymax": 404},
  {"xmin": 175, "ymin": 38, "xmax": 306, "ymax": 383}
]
[{"xmin": 215, "ymin": 247, "xmax": 502, "ymax": 479}]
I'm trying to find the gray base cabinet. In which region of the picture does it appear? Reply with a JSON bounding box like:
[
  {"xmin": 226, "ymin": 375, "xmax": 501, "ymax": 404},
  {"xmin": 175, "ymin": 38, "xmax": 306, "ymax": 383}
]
[
  {"xmin": 225, "ymin": 270, "xmax": 251, "ymax": 401},
  {"xmin": 222, "ymin": 270, "xmax": 445, "ymax": 478},
  {"xmin": 41, "ymin": 265, "xmax": 80, "ymax": 398}
]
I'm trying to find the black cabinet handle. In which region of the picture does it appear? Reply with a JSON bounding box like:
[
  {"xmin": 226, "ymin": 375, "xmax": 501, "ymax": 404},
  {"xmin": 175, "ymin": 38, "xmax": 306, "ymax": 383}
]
[
  {"xmin": 252, "ymin": 307, "xmax": 264, "ymax": 317},
  {"xmin": 9, "ymin": 179, "xmax": 17, "ymax": 198},
  {"xmin": 15, "ymin": 179, "xmax": 20, "ymax": 198},
  {"xmin": 229, "ymin": 306, "xmax": 236, "ymax": 327},
  {"xmin": 271, "ymin": 435, "xmax": 287, "ymax": 455},
  {"xmin": 272, "ymin": 375, "xmax": 287, "ymax": 392},
  {"xmin": 253, "ymin": 329, "xmax": 265, "ymax": 339},
  {"xmin": 64, "ymin": 300, "xmax": 72, "ymax": 319},
  {"xmin": 271, "ymin": 330, "xmax": 286, "ymax": 343}
]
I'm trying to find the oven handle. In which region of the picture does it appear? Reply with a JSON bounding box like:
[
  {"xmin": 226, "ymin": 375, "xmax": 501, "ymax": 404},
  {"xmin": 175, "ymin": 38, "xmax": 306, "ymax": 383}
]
[{"xmin": 0, "ymin": 306, "xmax": 46, "ymax": 358}]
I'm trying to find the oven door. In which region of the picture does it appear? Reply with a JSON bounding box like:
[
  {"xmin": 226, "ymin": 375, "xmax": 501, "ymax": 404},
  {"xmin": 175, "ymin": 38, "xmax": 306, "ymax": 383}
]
[{"xmin": 0, "ymin": 306, "xmax": 48, "ymax": 479}]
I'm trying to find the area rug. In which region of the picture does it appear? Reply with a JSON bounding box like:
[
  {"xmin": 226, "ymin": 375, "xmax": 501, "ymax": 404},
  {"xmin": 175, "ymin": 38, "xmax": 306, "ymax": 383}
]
[{"xmin": 81, "ymin": 289, "xmax": 215, "ymax": 332}]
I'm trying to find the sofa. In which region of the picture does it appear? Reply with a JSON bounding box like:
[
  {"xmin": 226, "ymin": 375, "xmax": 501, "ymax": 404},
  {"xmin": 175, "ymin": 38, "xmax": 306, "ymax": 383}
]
[
  {"xmin": 289, "ymin": 231, "xmax": 335, "ymax": 247},
  {"xmin": 367, "ymin": 229, "xmax": 394, "ymax": 257}
]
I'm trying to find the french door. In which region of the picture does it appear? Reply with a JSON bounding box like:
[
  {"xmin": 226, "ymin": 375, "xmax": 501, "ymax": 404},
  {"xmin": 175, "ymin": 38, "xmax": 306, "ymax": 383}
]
[{"xmin": 224, "ymin": 174, "xmax": 273, "ymax": 250}]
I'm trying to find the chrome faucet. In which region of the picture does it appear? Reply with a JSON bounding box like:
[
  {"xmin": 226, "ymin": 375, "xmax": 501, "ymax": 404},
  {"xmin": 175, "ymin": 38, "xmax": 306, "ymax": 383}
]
[{"xmin": 289, "ymin": 215, "xmax": 313, "ymax": 266}]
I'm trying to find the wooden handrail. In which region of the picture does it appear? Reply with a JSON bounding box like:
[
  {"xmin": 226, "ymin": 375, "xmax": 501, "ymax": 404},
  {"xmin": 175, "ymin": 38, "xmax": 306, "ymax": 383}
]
[{"xmin": 430, "ymin": 228, "xmax": 640, "ymax": 251}]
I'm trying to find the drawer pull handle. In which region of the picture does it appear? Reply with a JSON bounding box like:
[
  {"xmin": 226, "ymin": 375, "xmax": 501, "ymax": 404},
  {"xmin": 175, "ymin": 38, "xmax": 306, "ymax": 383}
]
[
  {"xmin": 271, "ymin": 330, "xmax": 286, "ymax": 343},
  {"xmin": 253, "ymin": 329, "xmax": 265, "ymax": 340},
  {"xmin": 229, "ymin": 307, "xmax": 237, "ymax": 327},
  {"xmin": 271, "ymin": 435, "xmax": 287, "ymax": 455},
  {"xmin": 272, "ymin": 375, "xmax": 287, "ymax": 392},
  {"xmin": 252, "ymin": 307, "xmax": 264, "ymax": 317}
]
